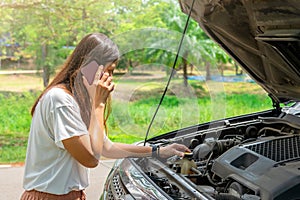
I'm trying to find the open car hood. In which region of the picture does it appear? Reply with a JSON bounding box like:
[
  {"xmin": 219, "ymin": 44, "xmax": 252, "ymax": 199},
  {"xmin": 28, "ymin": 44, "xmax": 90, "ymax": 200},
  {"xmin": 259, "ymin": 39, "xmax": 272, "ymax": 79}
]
[{"xmin": 179, "ymin": 0, "xmax": 300, "ymax": 104}]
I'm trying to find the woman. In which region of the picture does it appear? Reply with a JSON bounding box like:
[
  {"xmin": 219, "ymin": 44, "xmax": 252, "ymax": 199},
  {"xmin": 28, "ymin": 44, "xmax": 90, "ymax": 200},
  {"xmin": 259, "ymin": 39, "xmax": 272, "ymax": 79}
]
[{"xmin": 20, "ymin": 33, "xmax": 190, "ymax": 200}]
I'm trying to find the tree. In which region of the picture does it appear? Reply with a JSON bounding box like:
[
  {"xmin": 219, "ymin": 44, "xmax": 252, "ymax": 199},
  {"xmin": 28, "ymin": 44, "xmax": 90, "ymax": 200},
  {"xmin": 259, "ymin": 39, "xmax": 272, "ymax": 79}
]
[
  {"xmin": 0, "ymin": 0, "xmax": 141, "ymax": 86},
  {"xmin": 0, "ymin": 0, "xmax": 231, "ymax": 87}
]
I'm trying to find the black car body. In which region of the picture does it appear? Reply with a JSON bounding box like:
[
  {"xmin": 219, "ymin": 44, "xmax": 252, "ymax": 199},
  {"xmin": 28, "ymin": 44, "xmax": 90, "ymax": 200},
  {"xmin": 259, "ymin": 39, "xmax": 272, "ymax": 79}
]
[{"xmin": 101, "ymin": 0, "xmax": 300, "ymax": 199}]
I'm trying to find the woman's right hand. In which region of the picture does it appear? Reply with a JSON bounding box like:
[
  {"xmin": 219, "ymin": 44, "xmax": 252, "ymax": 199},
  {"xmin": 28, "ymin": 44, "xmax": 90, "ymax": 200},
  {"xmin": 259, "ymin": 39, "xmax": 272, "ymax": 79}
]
[{"xmin": 159, "ymin": 143, "xmax": 191, "ymax": 158}]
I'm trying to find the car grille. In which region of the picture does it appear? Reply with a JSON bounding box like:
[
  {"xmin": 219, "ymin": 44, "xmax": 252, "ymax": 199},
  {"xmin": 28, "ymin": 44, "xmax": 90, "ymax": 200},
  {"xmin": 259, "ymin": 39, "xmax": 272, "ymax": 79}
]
[
  {"xmin": 245, "ymin": 135, "xmax": 300, "ymax": 163},
  {"xmin": 106, "ymin": 173, "xmax": 126, "ymax": 200}
]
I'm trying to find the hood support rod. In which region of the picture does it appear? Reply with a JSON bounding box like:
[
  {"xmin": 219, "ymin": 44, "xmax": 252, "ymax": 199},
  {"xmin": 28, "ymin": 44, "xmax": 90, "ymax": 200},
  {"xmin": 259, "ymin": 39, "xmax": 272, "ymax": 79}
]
[{"xmin": 143, "ymin": 0, "xmax": 196, "ymax": 146}]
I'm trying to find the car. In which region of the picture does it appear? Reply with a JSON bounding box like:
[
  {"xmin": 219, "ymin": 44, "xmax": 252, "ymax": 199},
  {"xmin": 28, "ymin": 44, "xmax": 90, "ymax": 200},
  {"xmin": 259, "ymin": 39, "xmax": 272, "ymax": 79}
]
[{"xmin": 100, "ymin": 0, "xmax": 300, "ymax": 199}]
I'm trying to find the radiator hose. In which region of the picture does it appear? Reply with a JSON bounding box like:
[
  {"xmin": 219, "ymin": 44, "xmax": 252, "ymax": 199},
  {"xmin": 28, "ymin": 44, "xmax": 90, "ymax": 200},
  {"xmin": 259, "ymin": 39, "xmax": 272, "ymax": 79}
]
[{"xmin": 193, "ymin": 138, "xmax": 240, "ymax": 160}]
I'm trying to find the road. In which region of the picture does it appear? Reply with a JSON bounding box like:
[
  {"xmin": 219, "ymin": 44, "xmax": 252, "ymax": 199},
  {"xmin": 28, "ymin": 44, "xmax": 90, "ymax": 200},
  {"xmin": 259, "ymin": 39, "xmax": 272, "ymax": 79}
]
[{"xmin": 0, "ymin": 159, "xmax": 115, "ymax": 200}]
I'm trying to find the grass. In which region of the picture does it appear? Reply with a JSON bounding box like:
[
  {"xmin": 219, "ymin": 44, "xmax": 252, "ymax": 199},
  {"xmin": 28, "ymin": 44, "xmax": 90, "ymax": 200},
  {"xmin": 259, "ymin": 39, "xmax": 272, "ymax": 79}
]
[
  {"xmin": 107, "ymin": 93, "xmax": 271, "ymax": 139},
  {"xmin": 0, "ymin": 91, "xmax": 38, "ymax": 164},
  {"xmin": 0, "ymin": 73, "xmax": 273, "ymax": 164}
]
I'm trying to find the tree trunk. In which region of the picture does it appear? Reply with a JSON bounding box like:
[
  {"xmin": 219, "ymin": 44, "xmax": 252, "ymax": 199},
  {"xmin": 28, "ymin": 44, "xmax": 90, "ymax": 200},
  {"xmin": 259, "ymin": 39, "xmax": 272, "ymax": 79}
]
[
  {"xmin": 220, "ymin": 63, "xmax": 224, "ymax": 76},
  {"xmin": 42, "ymin": 44, "xmax": 50, "ymax": 87},
  {"xmin": 128, "ymin": 59, "xmax": 133, "ymax": 75},
  {"xmin": 206, "ymin": 61, "xmax": 211, "ymax": 80},
  {"xmin": 190, "ymin": 64, "xmax": 194, "ymax": 75},
  {"xmin": 182, "ymin": 51, "xmax": 188, "ymax": 87}
]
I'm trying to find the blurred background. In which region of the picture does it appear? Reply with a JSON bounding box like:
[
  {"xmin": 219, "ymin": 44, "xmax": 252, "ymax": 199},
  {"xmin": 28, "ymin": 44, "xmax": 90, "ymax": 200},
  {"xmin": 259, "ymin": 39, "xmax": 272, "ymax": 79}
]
[{"xmin": 0, "ymin": 0, "xmax": 271, "ymax": 164}]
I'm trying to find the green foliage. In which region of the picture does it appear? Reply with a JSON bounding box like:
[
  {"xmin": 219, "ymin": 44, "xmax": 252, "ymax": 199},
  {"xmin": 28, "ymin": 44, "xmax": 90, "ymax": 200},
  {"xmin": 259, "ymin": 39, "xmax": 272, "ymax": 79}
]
[
  {"xmin": 0, "ymin": 1, "xmax": 272, "ymax": 164},
  {"xmin": 0, "ymin": 88, "xmax": 272, "ymax": 163},
  {"xmin": 135, "ymin": 96, "xmax": 181, "ymax": 107},
  {"xmin": 0, "ymin": 91, "xmax": 38, "ymax": 163},
  {"xmin": 224, "ymin": 93, "xmax": 272, "ymax": 117},
  {"xmin": 0, "ymin": 91, "xmax": 37, "ymax": 134},
  {"xmin": 1, "ymin": 0, "xmax": 233, "ymax": 86},
  {"xmin": 1, "ymin": 0, "xmax": 142, "ymax": 81},
  {"xmin": 107, "ymin": 92, "xmax": 272, "ymax": 140},
  {"xmin": 0, "ymin": 139, "xmax": 27, "ymax": 163}
]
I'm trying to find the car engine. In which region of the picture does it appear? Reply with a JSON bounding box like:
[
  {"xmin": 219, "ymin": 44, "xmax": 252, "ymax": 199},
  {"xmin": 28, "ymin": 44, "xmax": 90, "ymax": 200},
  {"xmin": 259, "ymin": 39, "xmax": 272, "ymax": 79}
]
[{"xmin": 134, "ymin": 110, "xmax": 300, "ymax": 200}]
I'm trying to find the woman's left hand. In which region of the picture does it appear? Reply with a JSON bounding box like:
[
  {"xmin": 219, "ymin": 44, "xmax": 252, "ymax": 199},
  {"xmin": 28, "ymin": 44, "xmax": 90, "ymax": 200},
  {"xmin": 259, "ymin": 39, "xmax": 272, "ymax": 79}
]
[
  {"xmin": 159, "ymin": 143, "xmax": 191, "ymax": 158},
  {"xmin": 83, "ymin": 70, "xmax": 114, "ymax": 108}
]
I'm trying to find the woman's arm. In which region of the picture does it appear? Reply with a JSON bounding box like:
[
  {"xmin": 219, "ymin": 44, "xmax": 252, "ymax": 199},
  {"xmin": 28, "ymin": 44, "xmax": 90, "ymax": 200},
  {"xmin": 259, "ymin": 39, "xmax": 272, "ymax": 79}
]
[
  {"xmin": 63, "ymin": 72, "xmax": 113, "ymax": 168},
  {"xmin": 102, "ymin": 138, "xmax": 190, "ymax": 159},
  {"xmin": 102, "ymin": 140, "xmax": 152, "ymax": 159},
  {"xmin": 62, "ymin": 103, "xmax": 106, "ymax": 168}
]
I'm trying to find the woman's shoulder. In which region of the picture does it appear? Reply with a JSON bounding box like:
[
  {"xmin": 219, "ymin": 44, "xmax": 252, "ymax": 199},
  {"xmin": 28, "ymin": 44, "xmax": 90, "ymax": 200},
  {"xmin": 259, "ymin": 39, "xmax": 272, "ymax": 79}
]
[
  {"xmin": 46, "ymin": 87, "xmax": 71, "ymax": 98},
  {"xmin": 43, "ymin": 87, "xmax": 76, "ymax": 107}
]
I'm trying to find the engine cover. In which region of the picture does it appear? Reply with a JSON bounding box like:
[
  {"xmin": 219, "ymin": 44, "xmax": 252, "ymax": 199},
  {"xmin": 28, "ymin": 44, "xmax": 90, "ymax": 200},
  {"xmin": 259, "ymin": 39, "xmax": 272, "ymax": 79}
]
[{"xmin": 211, "ymin": 135, "xmax": 300, "ymax": 200}]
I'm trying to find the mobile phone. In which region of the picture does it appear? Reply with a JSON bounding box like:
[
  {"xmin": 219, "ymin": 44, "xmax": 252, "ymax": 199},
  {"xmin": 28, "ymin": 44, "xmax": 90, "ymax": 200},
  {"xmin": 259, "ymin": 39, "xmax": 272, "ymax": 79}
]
[{"xmin": 80, "ymin": 61, "xmax": 102, "ymax": 85}]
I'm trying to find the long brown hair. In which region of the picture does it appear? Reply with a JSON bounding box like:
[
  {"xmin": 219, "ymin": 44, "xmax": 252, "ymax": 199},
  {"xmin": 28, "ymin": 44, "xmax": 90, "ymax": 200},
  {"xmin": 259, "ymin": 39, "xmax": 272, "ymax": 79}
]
[{"xmin": 31, "ymin": 33, "xmax": 119, "ymax": 130}]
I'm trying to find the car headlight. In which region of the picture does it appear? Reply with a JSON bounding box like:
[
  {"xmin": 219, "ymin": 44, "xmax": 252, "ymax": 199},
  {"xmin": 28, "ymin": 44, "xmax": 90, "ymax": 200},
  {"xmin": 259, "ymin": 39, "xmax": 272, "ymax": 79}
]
[{"xmin": 101, "ymin": 158, "xmax": 168, "ymax": 200}]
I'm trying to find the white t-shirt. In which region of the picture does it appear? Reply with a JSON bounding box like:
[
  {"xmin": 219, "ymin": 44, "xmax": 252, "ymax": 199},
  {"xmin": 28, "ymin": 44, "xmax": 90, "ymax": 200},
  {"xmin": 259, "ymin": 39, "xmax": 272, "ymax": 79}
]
[{"xmin": 23, "ymin": 87, "xmax": 90, "ymax": 195}]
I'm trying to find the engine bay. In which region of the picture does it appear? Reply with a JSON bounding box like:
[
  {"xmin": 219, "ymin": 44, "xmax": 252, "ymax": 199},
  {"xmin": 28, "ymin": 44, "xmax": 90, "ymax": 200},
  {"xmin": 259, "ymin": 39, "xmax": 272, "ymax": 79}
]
[{"xmin": 135, "ymin": 110, "xmax": 300, "ymax": 200}]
